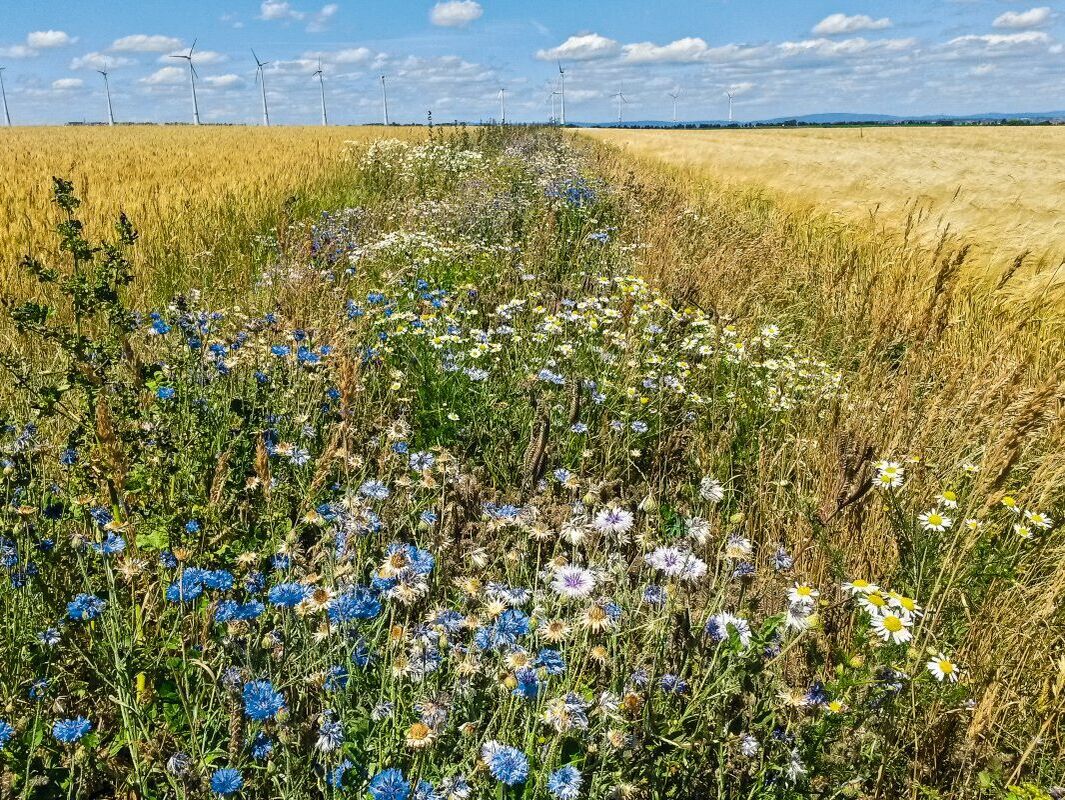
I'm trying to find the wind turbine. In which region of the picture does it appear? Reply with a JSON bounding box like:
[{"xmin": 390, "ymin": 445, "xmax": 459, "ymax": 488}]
[
  {"xmin": 498, "ymin": 87, "xmax": 506, "ymax": 125},
  {"xmin": 726, "ymin": 91, "xmax": 734, "ymax": 124},
  {"xmin": 548, "ymin": 90, "xmax": 560, "ymax": 124},
  {"xmin": 252, "ymin": 50, "xmax": 270, "ymax": 126},
  {"xmin": 313, "ymin": 59, "xmax": 327, "ymax": 125},
  {"xmin": 380, "ymin": 75, "xmax": 390, "ymax": 125},
  {"xmin": 98, "ymin": 70, "xmax": 115, "ymax": 125},
  {"xmin": 170, "ymin": 40, "xmax": 201, "ymax": 125},
  {"xmin": 557, "ymin": 61, "xmax": 566, "ymax": 125},
  {"xmin": 668, "ymin": 88, "xmax": 680, "ymax": 125},
  {"xmin": 611, "ymin": 90, "xmax": 628, "ymax": 125},
  {"xmin": 0, "ymin": 67, "xmax": 11, "ymax": 126}
]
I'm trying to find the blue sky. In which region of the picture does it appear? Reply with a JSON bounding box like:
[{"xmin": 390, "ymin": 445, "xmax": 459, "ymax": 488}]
[{"xmin": 1, "ymin": 1, "xmax": 1063, "ymax": 124}]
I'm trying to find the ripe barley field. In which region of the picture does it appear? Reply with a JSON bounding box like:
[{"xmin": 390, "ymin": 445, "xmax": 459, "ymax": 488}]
[
  {"xmin": 0, "ymin": 126, "xmax": 423, "ymax": 304},
  {"xmin": 583, "ymin": 126, "xmax": 1065, "ymax": 303}
]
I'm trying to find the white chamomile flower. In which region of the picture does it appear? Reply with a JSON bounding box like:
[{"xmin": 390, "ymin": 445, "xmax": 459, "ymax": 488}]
[
  {"xmin": 887, "ymin": 592, "xmax": 923, "ymax": 618},
  {"xmin": 918, "ymin": 509, "xmax": 952, "ymax": 532},
  {"xmin": 788, "ymin": 582, "xmax": 819, "ymax": 608},
  {"xmin": 936, "ymin": 490, "xmax": 959, "ymax": 509},
  {"xmin": 926, "ymin": 653, "xmax": 961, "ymax": 683},
  {"xmin": 1023, "ymin": 510, "xmax": 1053, "ymax": 530},
  {"xmin": 871, "ymin": 610, "xmax": 912, "ymax": 645},
  {"xmin": 842, "ymin": 579, "xmax": 878, "ymax": 596},
  {"xmin": 858, "ymin": 591, "xmax": 890, "ymax": 615}
]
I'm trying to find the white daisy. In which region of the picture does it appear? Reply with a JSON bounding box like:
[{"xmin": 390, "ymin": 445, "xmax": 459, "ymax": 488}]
[{"xmin": 871, "ymin": 610, "xmax": 912, "ymax": 644}]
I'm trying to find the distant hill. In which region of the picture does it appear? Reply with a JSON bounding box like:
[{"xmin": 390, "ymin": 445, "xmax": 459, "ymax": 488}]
[{"xmin": 573, "ymin": 110, "xmax": 1065, "ymax": 128}]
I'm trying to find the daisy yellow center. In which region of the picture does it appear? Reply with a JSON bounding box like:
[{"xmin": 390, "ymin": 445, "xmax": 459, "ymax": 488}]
[
  {"xmin": 938, "ymin": 660, "xmax": 955, "ymax": 674},
  {"xmin": 882, "ymin": 616, "xmax": 903, "ymax": 632},
  {"xmin": 897, "ymin": 597, "xmax": 915, "ymax": 611},
  {"xmin": 943, "ymin": 491, "xmax": 957, "ymax": 501},
  {"xmin": 927, "ymin": 513, "xmax": 943, "ymax": 525},
  {"xmin": 796, "ymin": 586, "xmax": 812, "ymax": 596},
  {"xmin": 867, "ymin": 593, "xmax": 886, "ymax": 607}
]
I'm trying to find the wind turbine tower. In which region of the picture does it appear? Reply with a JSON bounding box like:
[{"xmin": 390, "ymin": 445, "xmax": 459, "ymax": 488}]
[
  {"xmin": 611, "ymin": 90, "xmax": 628, "ymax": 125},
  {"xmin": 313, "ymin": 59, "xmax": 327, "ymax": 125},
  {"xmin": 669, "ymin": 89, "xmax": 680, "ymax": 125},
  {"xmin": 498, "ymin": 87, "xmax": 506, "ymax": 125},
  {"xmin": 0, "ymin": 67, "xmax": 11, "ymax": 127},
  {"xmin": 253, "ymin": 50, "xmax": 271, "ymax": 126},
  {"xmin": 97, "ymin": 70, "xmax": 115, "ymax": 125},
  {"xmin": 380, "ymin": 75, "xmax": 390, "ymax": 125},
  {"xmin": 170, "ymin": 40, "xmax": 201, "ymax": 125},
  {"xmin": 726, "ymin": 91, "xmax": 734, "ymax": 124},
  {"xmin": 557, "ymin": 62, "xmax": 566, "ymax": 125}
]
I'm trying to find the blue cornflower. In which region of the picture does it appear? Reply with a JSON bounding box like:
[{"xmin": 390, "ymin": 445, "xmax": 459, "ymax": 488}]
[
  {"xmin": 52, "ymin": 716, "xmax": 91, "ymax": 743},
  {"xmin": 315, "ymin": 713, "xmax": 344, "ymax": 752},
  {"xmin": 420, "ymin": 509, "xmax": 438, "ymax": 525},
  {"xmin": 185, "ymin": 520, "xmax": 201, "ymax": 533},
  {"xmin": 92, "ymin": 532, "xmax": 126, "ymax": 556},
  {"xmin": 512, "ymin": 667, "xmax": 541, "ymax": 700},
  {"xmin": 408, "ymin": 451, "xmax": 435, "ymax": 471},
  {"xmin": 251, "ymin": 732, "xmax": 273, "ymax": 760},
  {"xmin": 325, "ymin": 759, "xmax": 354, "ymax": 788},
  {"xmin": 369, "ymin": 768, "xmax": 411, "ymax": 800},
  {"xmin": 156, "ymin": 386, "xmax": 176, "ymax": 400},
  {"xmin": 37, "ymin": 628, "xmax": 60, "ymax": 646},
  {"xmin": 359, "ymin": 480, "xmax": 390, "ymax": 500},
  {"xmin": 0, "ymin": 720, "xmax": 13, "ymax": 749},
  {"xmin": 210, "ymin": 767, "xmax": 244, "ymax": 796},
  {"xmin": 328, "ymin": 587, "xmax": 381, "ymax": 623},
  {"xmin": 548, "ymin": 765, "xmax": 583, "ymax": 800},
  {"xmin": 201, "ymin": 570, "xmax": 234, "ymax": 591},
  {"xmin": 268, "ymin": 582, "xmax": 309, "ymax": 608},
  {"xmin": 242, "ymin": 680, "xmax": 285, "ymax": 722},
  {"xmin": 66, "ymin": 593, "xmax": 105, "ymax": 622},
  {"xmin": 482, "ymin": 741, "xmax": 529, "ymax": 786},
  {"xmin": 270, "ymin": 345, "xmax": 290, "ymax": 357},
  {"xmin": 214, "ymin": 600, "xmax": 265, "ymax": 623},
  {"xmin": 642, "ymin": 584, "xmax": 667, "ymax": 606},
  {"xmin": 536, "ymin": 648, "xmax": 566, "ymax": 675},
  {"xmin": 659, "ymin": 674, "xmax": 689, "ymax": 695}
]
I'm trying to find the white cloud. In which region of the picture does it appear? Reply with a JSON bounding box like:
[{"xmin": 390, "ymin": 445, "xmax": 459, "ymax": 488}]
[
  {"xmin": 778, "ymin": 36, "xmax": 916, "ymax": 58},
  {"xmin": 622, "ymin": 37, "xmax": 711, "ymax": 64},
  {"xmin": 111, "ymin": 34, "xmax": 184, "ymax": 52},
  {"xmin": 140, "ymin": 66, "xmax": 187, "ymax": 85},
  {"xmin": 993, "ymin": 7, "xmax": 1053, "ymax": 29},
  {"xmin": 430, "ymin": 1, "xmax": 483, "ymax": 28},
  {"xmin": 70, "ymin": 52, "xmax": 136, "ymax": 70},
  {"xmin": 161, "ymin": 50, "xmax": 227, "ymax": 64},
  {"xmin": 51, "ymin": 78, "xmax": 83, "ymax": 90},
  {"xmin": 812, "ymin": 14, "xmax": 892, "ymax": 36},
  {"xmin": 260, "ymin": 0, "xmax": 337, "ymax": 29},
  {"xmin": 27, "ymin": 30, "xmax": 77, "ymax": 48},
  {"xmin": 305, "ymin": 46, "xmax": 374, "ymax": 63},
  {"xmin": 308, "ymin": 3, "xmax": 339, "ymax": 32},
  {"xmin": 260, "ymin": 1, "xmax": 303, "ymax": 20},
  {"xmin": 947, "ymin": 31, "xmax": 1051, "ymax": 48},
  {"xmin": 0, "ymin": 44, "xmax": 37, "ymax": 59},
  {"xmin": 203, "ymin": 73, "xmax": 243, "ymax": 88},
  {"xmin": 536, "ymin": 33, "xmax": 621, "ymax": 61}
]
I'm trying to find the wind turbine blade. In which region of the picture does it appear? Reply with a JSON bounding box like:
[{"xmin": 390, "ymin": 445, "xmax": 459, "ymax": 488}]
[{"xmin": 189, "ymin": 38, "xmax": 197, "ymax": 56}]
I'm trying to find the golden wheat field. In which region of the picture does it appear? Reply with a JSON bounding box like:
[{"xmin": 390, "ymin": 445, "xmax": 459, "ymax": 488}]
[
  {"xmin": 0, "ymin": 126, "xmax": 421, "ymax": 303},
  {"xmin": 583, "ymin": 126, "xmax": 1065, "ymax": 300}
]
